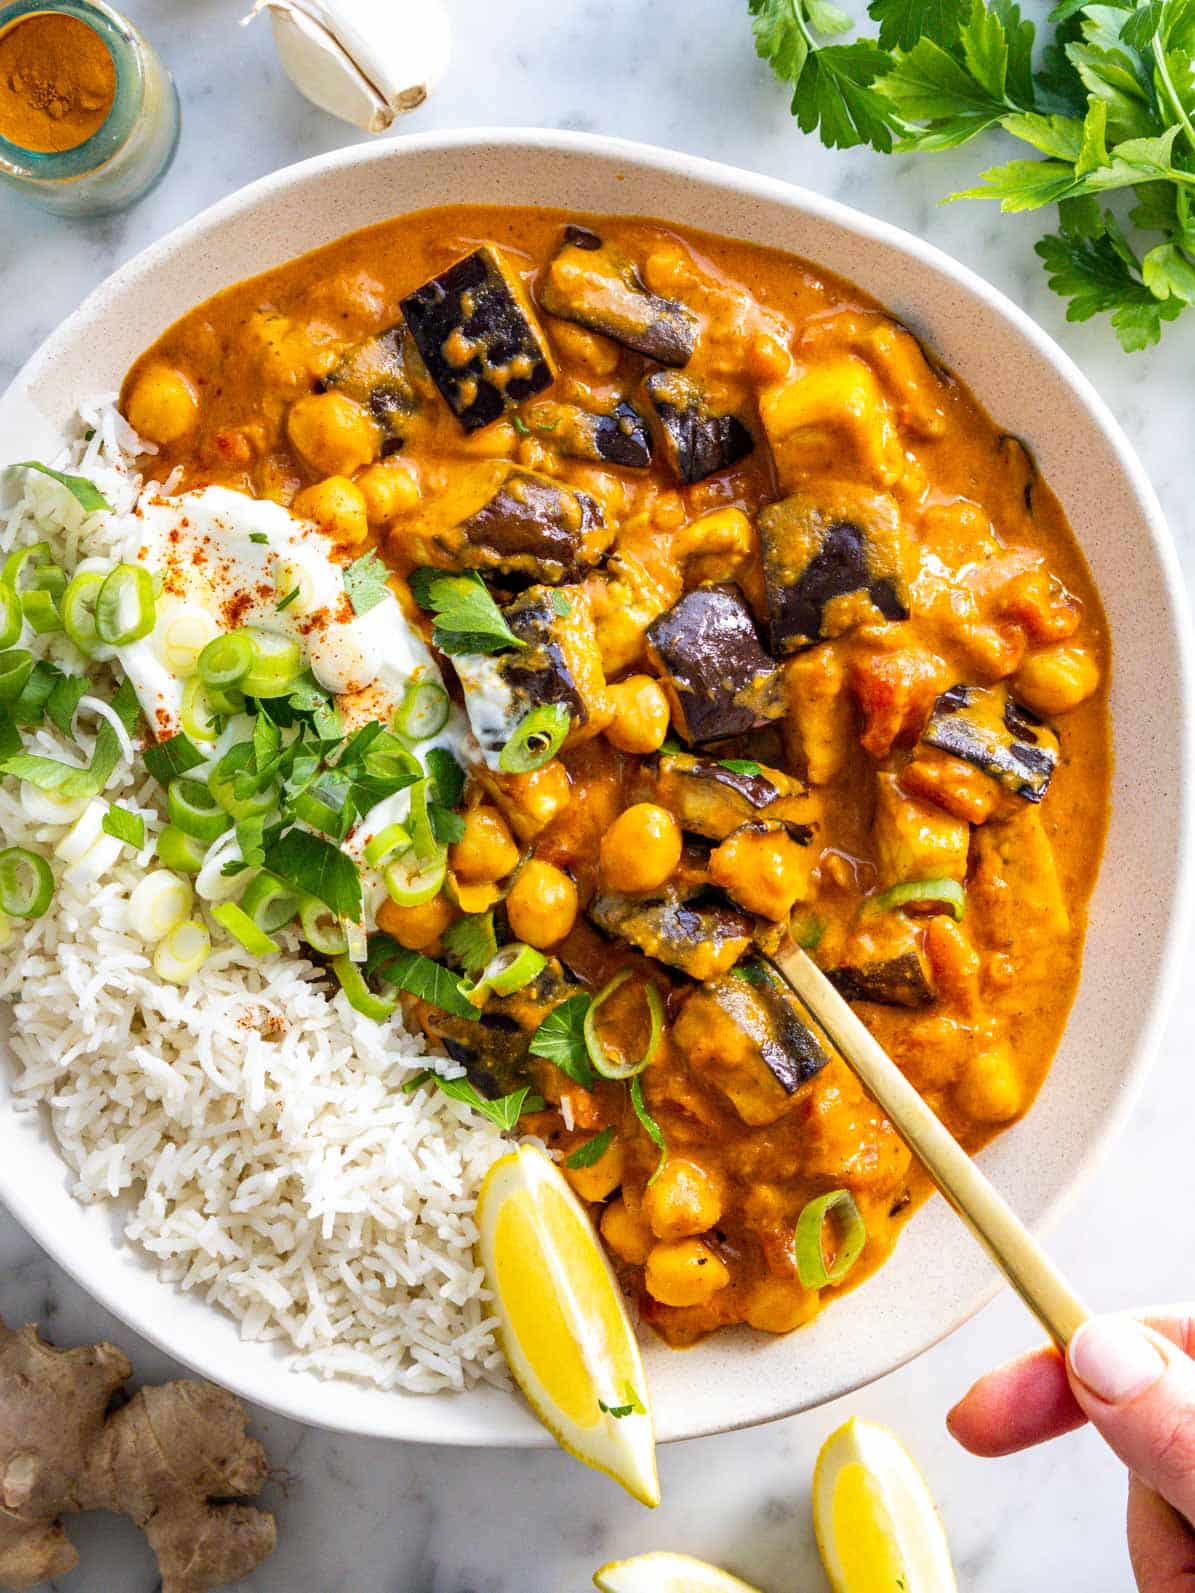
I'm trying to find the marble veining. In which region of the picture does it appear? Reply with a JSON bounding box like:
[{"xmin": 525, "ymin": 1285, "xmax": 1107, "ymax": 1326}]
[{"xmin": 2, "ymin": 1, "xmax": 1193, "ymax": 1588}]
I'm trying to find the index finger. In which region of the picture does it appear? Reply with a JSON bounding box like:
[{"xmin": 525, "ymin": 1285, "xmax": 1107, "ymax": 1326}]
[{"xmin": 947, "ymin": 1309, "xmax": 1195, "ymax": 1459}]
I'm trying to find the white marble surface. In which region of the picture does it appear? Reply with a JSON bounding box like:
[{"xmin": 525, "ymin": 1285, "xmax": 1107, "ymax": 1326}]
[{"xmin": 1, "ymin": 2, "xmax": 1193, "ymax": 1588}]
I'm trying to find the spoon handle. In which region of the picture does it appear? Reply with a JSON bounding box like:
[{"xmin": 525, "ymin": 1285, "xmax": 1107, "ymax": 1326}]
[{"xmin": 768, "ymin": 942, "xmax": 1090, "ymax": 1349}]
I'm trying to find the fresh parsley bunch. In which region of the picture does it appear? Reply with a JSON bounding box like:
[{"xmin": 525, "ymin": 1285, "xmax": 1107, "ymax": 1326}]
[{"xmin": 750, "ymin": 0, "xmax": 1195, "ymax": 348}]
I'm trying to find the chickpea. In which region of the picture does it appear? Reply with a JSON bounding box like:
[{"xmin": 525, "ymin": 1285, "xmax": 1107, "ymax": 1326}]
[
  {"xmin": 450, "ymin": 805, "xmax": 520, "ymax": 884},
  {"xmin": 742, "ymin": 1278, "xmax": 818, "ymax": 1335},
  {"xmin": 709, "ymin": 823, "xmax": 809, "ymax": 920},
  {"xmin": 505, "ymin": 859, "xmax": 578, "ymax": 949},
  {"xmin": 291, "ymin": 476, "xmax": 369, "ymax": 545},
  {"xmin": 356, "ymin": 461, "xmax": 420, "ymax": 526},
  {"xmin": 376, "ymin": 892, "xmax": 455, "ymax": 952},
  {"xmin": 600, "ymin": 1198, "xmax": 654, "ymax": 1265},
  {"xmin": 1014, "ymin": 644, "xmax": 1100, "ymax": 716},
  {"xmin": 126, "ymin": 365, "xmax": 199, "ymax": 445},
  {"xmin": 599, "ymin": 804, "xmax": 682, "ymax": 895},
  {"xmin": 563, "ymin": 1136, "xmax": 625, "ymax": 1203},
  {"xmin": 287, "ymin": 391, "xmax": 380, "ymax": 477},
  {"xmin": 605, "ymin": 676, "xmax": 670, "ymax": 755},
  {"xmin": 641, "ymin": 1158, "xmax": 723, "ymax": 1241},
  {"xmin": 955, "ymin": 1046, "xmax": 1023, "ymax": 1123},
  {"xmin": 497, "ymin": 760, "xmax": 572, "ymax": 841},
  {"xmin": 550, "ymin": 319, "xmax": 621, "ymax": 377},
  {"xmin": 746, "ymin": 331, "xmax": 793, "ymax": 384},
  {"xmin": 644, "ymin": 1238, "xmax": 730, "ymax": 1308}
]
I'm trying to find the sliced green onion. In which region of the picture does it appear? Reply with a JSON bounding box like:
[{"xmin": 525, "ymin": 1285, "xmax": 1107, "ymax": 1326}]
[
  {"xmin": 792, "ymin": 912, "xmax": 825, "ymax": 950},
  {"xmin": 212, "ymin": 900, "xmax": 279, "ymax": 957},
  {"xmin": 60, "ymin": 570, "xmax": 106, "ymax": 656},
  {"xmin": 463, "ymin": 942, "xmax": 546, "ymax": 1007},
  {"xmin": 865, "ymin": 878, "xmax": 966, "ymax": 922},
  {"xmin": 384, "ymin": 850, "xmax": 446, "ymax": 907},
  {"xmin": 0, "ymin": 846, "xmax": 54, "ymax": 918},
  {"xmin": 0, "ymin": 584, "xmax": 22, "ymax": 649},
  {"xmin": 21, "ymin": 589, "xmax": 62, "ymax": 635},
  {"xmin": 299, "ymin": 894, "xmax": 349, "ymax": 956},
  {"xmin": 2, "ymin": 542, "xmax": 51, "ymax": 591},
  {"xmin": 198, "ymin": 631, "xmax": 255, "ymax": 690},
  {"xmin": 239, "ymin": 871, "xmax": 301, "ymax": 933},
  {"xmin": 498, "ymin": 702, "xmax": 570, "ymax": 774},
  {"xmin": 128, "ymin": 870, "xmax": 193, "ymax": 941},
  {"xmin": 405, "ymin": 779, "xmax": 439, "ymax": 861},
  {"xmin": 332, "ymin": 954, "xmax": 398, "ymax": 1022},
  {"xmin": 31, "ymin": 565, "xmax": 67, "ymax": 600},
  {"xmin": 629, "ymin": 1074, "xmax": 667, "ymax": 1185},
  {"xmin": 363, "ymin": 822, "xmax": 410, "ymax": 869},
  {"xmin": 209, "ymin": 758, "xmax": 277, "ymax": 822},
  {"xmin": 155, "ymin": 824, "xmax": 207, "ymax": 874},
  {"xmin": 240, "ymin": 628, "xmax": 302, "ymax": 698},
  {"xmin": 794, "ymin": 1190, "xmax": 867, "ymax": 1289},
  {"xmin": 19, "ymin": 783, "xmax": 90, "ymax": 825},
  {"xmin": 584, "ymin": 968, "xmax": 664, "ymax": 1081},
  {"xmin": 161, "ymin": 605, "xmax": 220, "ymax": 676},
  {"xmin": 153, "ymin": 919, "xmax": 211, "ymax": 984},
  {"xmin": 180, "ymin": 675, "xmax": 222, "ymax": 742},
  {"xmin": 0, "ymin": 650, "xmax": 34, "ymax": 704},
  {"xmin": 95, "ymin": 564, "xmax": 156, "ymax": 646},
  {"xmin": 168, "ymin": 778, "xmax": 233, "ymax": 842},
  {"xmin": 290, "ymin": 787, "xmax": 348, "ymax": 837},
  {"xmin": 395, "ymin": 680, "xmax": 450, "ymax": 742},
  {"xmin": 53, "ymin": 798, "xmax": 106, "ymax": 864}
]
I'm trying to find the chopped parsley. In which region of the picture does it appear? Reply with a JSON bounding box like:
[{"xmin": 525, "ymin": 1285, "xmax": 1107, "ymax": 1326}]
[
  {"xmin": 408, "ymin": 567, "xmax": 524, "ymax": 656},
  {"xmin": 103, "ymin": 805, "xmax": 145, "ymax": 849},
  {"xmin": 599, "ymin": 1383, "xmax": 646, "ymax": 1419},
  {"xmin": 529, "ymin": 994, "xmax": 595, "ymax": 1088},
  {"xmin": 565, "ymin": 1126, "xmax": 615, "ymax": 1169},
  {"xmin": 441, "ymin": 911, "xmax": 498, "ymax": 977},
  {"xmin": 343, "ymin": 550, "xmax": 391, "ymax": 616}
]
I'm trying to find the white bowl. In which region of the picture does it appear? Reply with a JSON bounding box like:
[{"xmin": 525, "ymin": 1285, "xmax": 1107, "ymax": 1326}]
[{"xmin": 1, "ymin": 130, "xmax": 1191, "ymax": 1447}]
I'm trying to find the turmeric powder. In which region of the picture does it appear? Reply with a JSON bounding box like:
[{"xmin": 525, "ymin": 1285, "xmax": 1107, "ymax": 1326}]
[{"xmin": 0, "ymin": 11, "xmax": 116, "ymax": 155}]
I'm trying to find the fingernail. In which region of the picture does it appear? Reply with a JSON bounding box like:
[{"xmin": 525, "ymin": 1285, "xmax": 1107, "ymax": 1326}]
[{"xmin": 1069, "ymin": 1318, "xmax": 1167, "ymax": 1404}]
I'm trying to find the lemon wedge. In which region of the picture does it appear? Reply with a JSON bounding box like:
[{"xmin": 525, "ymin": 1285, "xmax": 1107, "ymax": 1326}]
[
  {"xmin": 475, "ymin": 1143, "xmax": 659, "ymax": 1506},
  {"xmin": 813, "ymin": 1417, "xmax": 958, "ymax": 1593},
  {"xmin": 594, "ymin": 1552, "xmax": 763, "ymax": 1591}
]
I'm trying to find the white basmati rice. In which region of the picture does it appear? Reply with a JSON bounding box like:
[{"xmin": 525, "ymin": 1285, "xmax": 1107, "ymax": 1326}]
[{"xmin": 0, "ymin": 402, "xmax": 511, "ymax": 1393}]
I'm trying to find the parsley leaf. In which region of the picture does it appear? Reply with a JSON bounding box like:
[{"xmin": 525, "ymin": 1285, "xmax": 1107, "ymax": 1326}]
[
  {"xmin": 718, "ymin": 758, "xmax": 763, "ymax": 776},
  {"xmin": 343, "ymin": 551, "xmax": 391, "ymax": 616},
  {"xmin": 599, "ymin": 1383, "xmax": 647, "ymax": 1419},
  {"xmin": 367, "ymin": 936, "xmax": 479, "ymax": 1020},
  {"xmin": 1, "ymin": 679, "xmax": 140, "ymax": 798},
  {"xmin": 404, "ymin": 1069, "xmax": 542, "ymax": 1130},
  {"xmin": 103, "ymin": 805, "xmax": 145, "ymax": 849},
  {"xmin": 263, "ymin": 827, "xmax": 362, "ymax": 921},
  {"xmin": 750, "ymin": 0, "xmax": 905, "ymax": 150},
  {"xmin": 1035, "ymin": 218, "xmax": 1183, "ymax": 348},
  {"xmin": 565, "ymin": 1126, "xmax": 615, "ymax": 1169},
  {"xmin": 409, "ymin": 568, "xmax": 523, "ymax": 656},
  {"xmin": 529, "ymin": 994, "xmax": 596, "ymax": 1088},
  {"xmin": 10, "ymin": 462, "xmax": 111, "ymax": 514},
  {"xmin": 442, "ymin": 911, "xmax": 498, "ymax": 976},
  {"xmin": 46, "ymin": 673, "xmax": 88, "ymax": 737}
]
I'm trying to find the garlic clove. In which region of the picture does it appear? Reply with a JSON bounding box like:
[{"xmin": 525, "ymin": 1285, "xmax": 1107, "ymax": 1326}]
[{"xmin": 246, "ymin": 0, "xmax": 451, "ymax": 133}]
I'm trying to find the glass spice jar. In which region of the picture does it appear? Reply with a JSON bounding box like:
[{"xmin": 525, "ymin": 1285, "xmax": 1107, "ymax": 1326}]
[{"xmin": 0, "ymin": 0, "xmax": 179, "ymax": 216}]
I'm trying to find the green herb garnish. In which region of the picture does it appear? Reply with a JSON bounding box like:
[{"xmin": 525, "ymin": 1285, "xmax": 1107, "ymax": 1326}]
[
  {"xmin": 10, "ymin": 462, "xmax": 112, "ymax": 513},
  {"xmin": 0, "ymin": 679, "xmax": 139, "ymax": 798},
  {"xmin": 718, "ymin": 758, "xmax": 763, "ymax": 776},
  {"xmin": 103, "ymin": 805, "xmax": 145, "ymax": 849},
  {"xmin": 249, "ymin": 532, "xmax": 269, "ymax": 545},
  {"xmin": 749, "ymin": 0, "xmax": 1195, "ymax": 348},
  {"xmin": 442, "ymin": 911, "xmax": 498, "ymax": 976},
  {"xmin": 45, "ymin": 673, "xmax": 88, "ymax": 738},
  {"xmin": 565, "ymin": 1125, "xmax": 616, "ymax": 1169},
  {"xmin": 402, "ymin": 1067, "xmax": 542, "ymax": 1129},
  {"xmin": 368, "ymin": 936, "xmax": 479, "ymax": 1021},
  {"xmin": 599, "ymin": 1382, "xmax": 646, "ymax": 1419},
  {"xmin": 343, "ymin": 550, "xmax": 391, "ymax": 616},
  {"xmin": 408, "ymin": 568, "xmax": 524, "ymax": 656},
  {"xmin": 550, "ymin": 590, "xmax": 572, "ymax": 617},
  {"xmin": 275, "ymin": 586, "xmax": 301, "ymax": 613},
  {"xmin": 629, "ymin": 1074, "xmax": 667, "ymax": 1184},
  {"xmin": 143, "ymin": 732, "xmax": 205, "ymax": 785},
  {"xmin": 529, "ymin": 993, "xmax": 596, "ymax": 1088},
  {"xmin": 263, "ymin": 827, "xmax": 362, "ymax": 922}
]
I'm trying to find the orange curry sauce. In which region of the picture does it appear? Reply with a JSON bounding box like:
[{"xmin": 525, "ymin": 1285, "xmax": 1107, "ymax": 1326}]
[{"xmin": 122, "ymin": 206, "xmax": 1110, "ymax": 1346}]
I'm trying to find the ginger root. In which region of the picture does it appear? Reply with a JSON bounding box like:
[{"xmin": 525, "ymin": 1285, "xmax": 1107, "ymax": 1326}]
[{"xmin": 0, "ymin": 1317, "xmax": 276, "ymax": 1592}]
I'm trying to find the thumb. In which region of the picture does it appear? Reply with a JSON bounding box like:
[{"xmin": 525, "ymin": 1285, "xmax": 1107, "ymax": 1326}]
[{"xmin": 1068, "ymin": 1315, "xmax": 1195, "ymax": 1526}]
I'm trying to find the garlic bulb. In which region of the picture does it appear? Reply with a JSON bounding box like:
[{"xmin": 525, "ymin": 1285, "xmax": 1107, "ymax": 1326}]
[{"xmin": 245, "ymin": 0, "xmax": 451, "ymax": 133}]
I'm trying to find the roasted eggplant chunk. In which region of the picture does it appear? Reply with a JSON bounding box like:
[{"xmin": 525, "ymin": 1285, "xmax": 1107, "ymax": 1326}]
[
  {"xmin": 402, "ymin": 460, "xmax": 606, "ymax": 584},
  {"xmin": 646, "ymin": 585, "xmax": 784, "ymax": 746},
  {"xmin": 323, "ymin": 325, "xmax": 418, "ymax": 443},
  {"xmin": 454, "ymin": 584, "xmax": 601, "ymax": 768},
  {"xmin": 522, "ymin": 398, "xmax": 653, "ymax": 470},
  {"xmin": 644, "ymin": 371, "xmax": 753, "ymax": 485},
  {"xmin": 828, "ymin": 918, "xmax": 934, "ymax": 1008},
  {"xmin": 639, "ymin": 751, "xmax": 815, "ymax": 842},
  {"xmin": 401, "ymin": 246, "xmax": 554, "ymax": 432},
  {"xmin": 673, "ymin": 961, "xmax": 830, "ymax": 1126},
  {"xmin": 538, "ymin": 226, "xmax": 698, "ymax": 366},
  {"xmin": 921, "ymin": 683, "xmax": 1059, "ymax": 802},
  {"xmin": 758, "ymin": 484, "xmax": 909, "ymax": 653},
  {"xmin": 588, "ymin": 889, "xmax": 754, "ymax": 981}
]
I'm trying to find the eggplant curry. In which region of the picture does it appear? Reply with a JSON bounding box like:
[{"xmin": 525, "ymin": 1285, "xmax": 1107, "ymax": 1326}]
[{"xmin": 121, "ymin": 206, "xmax": 1109, "ymax": 1347}]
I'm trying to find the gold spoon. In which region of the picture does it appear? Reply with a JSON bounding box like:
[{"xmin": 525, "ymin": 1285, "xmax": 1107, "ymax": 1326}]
[{"xmin": 767, "ymin": 939, "xmax": 1089, "ymax": 1349}]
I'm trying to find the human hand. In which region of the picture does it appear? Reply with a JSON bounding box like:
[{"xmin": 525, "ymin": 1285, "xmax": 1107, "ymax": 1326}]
[{"xmin": 948, "ymin": 1310, "xmax": 1195, "ymax": 1591}]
